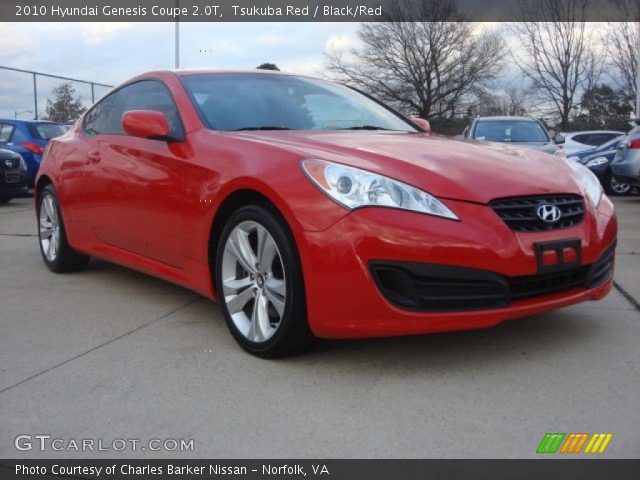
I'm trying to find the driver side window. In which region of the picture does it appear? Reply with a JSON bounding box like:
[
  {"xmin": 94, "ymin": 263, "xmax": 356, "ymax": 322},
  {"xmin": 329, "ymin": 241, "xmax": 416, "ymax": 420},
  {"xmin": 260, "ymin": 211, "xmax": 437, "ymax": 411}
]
[{"xmin": 85, "ymin": 80, "xmax": 183, "ymax": 139}]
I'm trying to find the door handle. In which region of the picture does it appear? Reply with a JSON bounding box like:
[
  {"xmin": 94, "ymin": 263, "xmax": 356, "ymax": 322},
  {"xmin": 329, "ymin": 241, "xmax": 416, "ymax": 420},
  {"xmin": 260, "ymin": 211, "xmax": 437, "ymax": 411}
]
[{"xmin": 87, "ymin": 151, "xmax": 101, "ymax": 164}]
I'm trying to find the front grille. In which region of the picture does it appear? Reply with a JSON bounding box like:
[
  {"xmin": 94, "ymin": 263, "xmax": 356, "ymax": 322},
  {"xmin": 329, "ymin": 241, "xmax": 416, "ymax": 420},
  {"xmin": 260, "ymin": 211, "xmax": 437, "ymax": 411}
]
[
  {"xmin": 0, "ymin": 157, "xmax": 19, "ymax": 170},
  {"xmin": 509, "ymin": 267, "xmax": 589, "ymax": 300},
  {"xmin": 370, "ymin": 242, "xmax": 615, "ymax": 312},
  {"xmin": 490, "ymin": 195, "xmax": 585, "ymax": 232}
]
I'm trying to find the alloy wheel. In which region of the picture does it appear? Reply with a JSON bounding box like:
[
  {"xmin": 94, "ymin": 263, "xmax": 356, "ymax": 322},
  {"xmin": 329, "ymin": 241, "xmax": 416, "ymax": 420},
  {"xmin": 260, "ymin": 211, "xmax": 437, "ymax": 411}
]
[
  {"xmin": 610, "ymin": 176, "xmax": 631, "ymax": 195},
  {"xmin": 221, "ymin": 220, "xmax": 286, "ymax": 343},
  {"xmin": 39, "ymin": 193, "xmax": 60, "ymax": 262}
]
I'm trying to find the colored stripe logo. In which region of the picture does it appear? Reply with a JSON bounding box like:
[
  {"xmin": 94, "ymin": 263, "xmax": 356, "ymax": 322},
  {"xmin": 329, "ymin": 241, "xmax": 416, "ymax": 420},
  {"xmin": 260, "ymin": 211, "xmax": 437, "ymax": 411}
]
[{"xmin": 537, "ymin": 433, "xmax": 612, "ymax": 454}]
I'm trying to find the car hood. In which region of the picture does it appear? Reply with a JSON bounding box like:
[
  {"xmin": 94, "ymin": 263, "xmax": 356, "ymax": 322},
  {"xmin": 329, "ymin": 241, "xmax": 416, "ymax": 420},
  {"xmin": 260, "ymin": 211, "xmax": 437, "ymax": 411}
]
[{"xmin": 231, "ymin": 131, "xmax": 582, "ymax": 204}]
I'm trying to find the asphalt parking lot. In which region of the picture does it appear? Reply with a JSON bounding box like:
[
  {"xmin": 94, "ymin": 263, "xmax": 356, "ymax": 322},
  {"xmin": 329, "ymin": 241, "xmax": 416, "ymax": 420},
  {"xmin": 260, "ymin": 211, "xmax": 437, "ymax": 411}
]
[{"xmin": 1, "ymin": 196, "xmax": 639, "ymax": 459}]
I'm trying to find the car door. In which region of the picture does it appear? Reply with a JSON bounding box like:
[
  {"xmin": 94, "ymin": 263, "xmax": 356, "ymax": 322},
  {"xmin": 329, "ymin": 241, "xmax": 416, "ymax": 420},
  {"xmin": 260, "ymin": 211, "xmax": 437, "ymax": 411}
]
[{"xmin": 82, "ymin": 80, "xmax": 188, "ymax": 268}]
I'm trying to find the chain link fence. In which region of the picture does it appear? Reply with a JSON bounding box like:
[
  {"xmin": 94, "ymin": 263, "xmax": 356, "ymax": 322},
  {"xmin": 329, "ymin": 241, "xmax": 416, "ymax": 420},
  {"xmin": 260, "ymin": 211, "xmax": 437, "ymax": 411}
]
[{"xmin": 0, "ymin": 66, "xmax": 113, "ymax": 120}]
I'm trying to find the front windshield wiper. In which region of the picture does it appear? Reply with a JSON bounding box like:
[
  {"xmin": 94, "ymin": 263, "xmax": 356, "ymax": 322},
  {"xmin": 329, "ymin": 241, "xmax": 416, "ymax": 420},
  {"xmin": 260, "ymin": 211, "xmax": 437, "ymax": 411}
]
[
  {"xmin": 340, "ymin": 125, "xmax": 393, "ymax": 131},
  {"xmin": 232, "ymin": 126, "xmax": 292, "ymax": 131}
]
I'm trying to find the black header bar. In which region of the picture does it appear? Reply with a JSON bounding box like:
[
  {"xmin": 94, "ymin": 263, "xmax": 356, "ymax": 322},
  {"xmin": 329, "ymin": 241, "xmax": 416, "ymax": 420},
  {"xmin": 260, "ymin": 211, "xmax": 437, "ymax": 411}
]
[{"xmin": 2, "ymin": 0, "xmax": 639, "ymax": 22}]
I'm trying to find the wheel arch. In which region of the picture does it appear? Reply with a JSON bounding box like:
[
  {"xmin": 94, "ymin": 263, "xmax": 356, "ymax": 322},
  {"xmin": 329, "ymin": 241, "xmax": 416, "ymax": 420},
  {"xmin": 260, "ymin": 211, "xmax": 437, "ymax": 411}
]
[
  {"xmin": 206, "ymin": 187, "xmax": 303, "ymax": 296},
  {"xmin": 34, "ymin": 175, "xmax": 53, "ymax": 212}
]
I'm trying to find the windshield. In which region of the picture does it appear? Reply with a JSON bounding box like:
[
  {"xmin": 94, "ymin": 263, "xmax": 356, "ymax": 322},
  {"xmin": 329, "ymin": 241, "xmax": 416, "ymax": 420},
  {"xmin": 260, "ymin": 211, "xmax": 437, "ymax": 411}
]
[
  {"xmin": 181, "ymin": 73, "xmax": 416, "ymax": 132},
  {"xmin": 473, "ymin": 120, "xmax": 549, "ymax": 143},
  {"xmin": 27, "ymin": 123, "xmax": 67, "ymax": 140}
]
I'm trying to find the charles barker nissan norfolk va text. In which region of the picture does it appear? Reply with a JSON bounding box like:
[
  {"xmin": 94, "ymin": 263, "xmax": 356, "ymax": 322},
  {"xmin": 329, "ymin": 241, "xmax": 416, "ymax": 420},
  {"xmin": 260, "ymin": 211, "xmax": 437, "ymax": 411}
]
[{"xmin": 35, "ymin": 70, "xmax": 617, "ymax": 357}]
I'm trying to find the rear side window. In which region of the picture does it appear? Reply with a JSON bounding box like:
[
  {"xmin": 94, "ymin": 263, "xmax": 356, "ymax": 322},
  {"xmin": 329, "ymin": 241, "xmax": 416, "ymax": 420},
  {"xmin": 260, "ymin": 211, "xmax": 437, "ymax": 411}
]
[
  {"xmin": 102, "ymin": 80, "xmax": 183, "ymax": 138},
  {"xmin": 571, "ymin": 134, "xmax": 590, "ymax": 145},
  {"xmin": 586, "ymin": 133, "xmax": 618, "ymax": 146},
  {"xmin": 26, "ymin": 123, "xmax": 66, "ymax": 140},
  {"xmin": 572, "ymin": 133, "xmax": 619, "ymax": 147},
  {"xmin": 0, "ymin": 123, "xmax": 15, "ymax": 142}
]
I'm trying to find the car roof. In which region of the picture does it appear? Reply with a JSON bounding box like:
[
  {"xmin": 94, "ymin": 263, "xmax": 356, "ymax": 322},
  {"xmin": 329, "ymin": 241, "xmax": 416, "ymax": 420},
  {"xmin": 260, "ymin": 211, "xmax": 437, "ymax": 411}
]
[
  {"xmin": 172, "ymin": 68, "xmax": 298, "ymax": 77},
  {"xmin": 129, "ymin": 68, "xmax": 322, "ymax": 84},
  {"xmin": 0, "ymin": 118, "xmax": 61, "ymax": 124},
  {"xmin": 475, "ymin": 116, "xmax": 538, "ymax": 122}
]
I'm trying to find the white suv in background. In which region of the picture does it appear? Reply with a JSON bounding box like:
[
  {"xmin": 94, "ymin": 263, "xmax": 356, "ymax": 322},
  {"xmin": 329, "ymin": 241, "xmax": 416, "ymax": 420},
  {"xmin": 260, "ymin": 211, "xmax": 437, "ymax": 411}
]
[{"xmin": 557, "ymin": 130, "xmax": 625, "ymax": 156}]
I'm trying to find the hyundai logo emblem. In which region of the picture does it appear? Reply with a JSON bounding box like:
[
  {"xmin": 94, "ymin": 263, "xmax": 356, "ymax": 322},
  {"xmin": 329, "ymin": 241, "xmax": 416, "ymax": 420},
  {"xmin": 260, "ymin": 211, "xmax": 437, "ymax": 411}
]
[{"xmin": 537, "ymin": 204, "xmax": 562, "ymax": 223}]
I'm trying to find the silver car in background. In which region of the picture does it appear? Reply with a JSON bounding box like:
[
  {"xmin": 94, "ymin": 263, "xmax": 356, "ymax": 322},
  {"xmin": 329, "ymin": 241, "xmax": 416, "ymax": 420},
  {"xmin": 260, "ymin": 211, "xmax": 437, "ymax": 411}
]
[
  {"xmin": 612, "ymin": 122, "xmax": 640, "ymax": 187},
  {"xmin": 462, "ymin": 116, "xmax": 557, "ymax": 154}
]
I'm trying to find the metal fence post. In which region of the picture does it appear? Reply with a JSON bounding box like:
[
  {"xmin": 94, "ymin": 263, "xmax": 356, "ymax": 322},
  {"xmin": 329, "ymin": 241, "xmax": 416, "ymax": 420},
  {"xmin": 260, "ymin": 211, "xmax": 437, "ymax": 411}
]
[{"xmin": 32, "ymin": 72, "xmax": 38, "ymax": 120}]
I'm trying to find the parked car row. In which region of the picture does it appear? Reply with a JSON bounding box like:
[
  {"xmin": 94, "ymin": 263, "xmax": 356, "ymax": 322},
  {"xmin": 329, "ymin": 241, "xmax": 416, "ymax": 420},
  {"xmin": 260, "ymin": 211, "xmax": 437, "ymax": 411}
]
[{"xmin": 461, "ymin": 115, "xmax": 638, "ymax": 197}]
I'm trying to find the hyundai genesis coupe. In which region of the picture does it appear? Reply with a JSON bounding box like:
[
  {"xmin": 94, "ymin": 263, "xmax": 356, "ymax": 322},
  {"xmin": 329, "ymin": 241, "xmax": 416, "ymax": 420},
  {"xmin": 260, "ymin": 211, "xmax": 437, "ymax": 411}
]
[{"xmin": 35, "ymin": 70, "xmax": 617, "ymax": 357}]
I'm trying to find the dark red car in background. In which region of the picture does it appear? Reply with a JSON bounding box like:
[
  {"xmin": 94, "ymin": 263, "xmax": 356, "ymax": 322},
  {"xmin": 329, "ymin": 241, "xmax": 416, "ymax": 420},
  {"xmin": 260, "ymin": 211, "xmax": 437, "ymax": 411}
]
[{"xmin": 35, "ymin": 70, "xmax": 617, "ymax": 357}]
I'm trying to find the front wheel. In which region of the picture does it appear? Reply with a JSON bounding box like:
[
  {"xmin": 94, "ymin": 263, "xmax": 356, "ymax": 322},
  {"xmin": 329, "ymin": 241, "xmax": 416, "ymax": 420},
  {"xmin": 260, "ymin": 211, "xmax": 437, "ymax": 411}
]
[
  {"xmin": 604, "ymin": 172, "xmax": 631, "ymax": 196},
  {"xmin": 215, "ymin": 204, "xmax": 316, "ymax": 358},
  {"xmin": 38, "ymin": 185, "xmax": 90, "ymax": 273}
]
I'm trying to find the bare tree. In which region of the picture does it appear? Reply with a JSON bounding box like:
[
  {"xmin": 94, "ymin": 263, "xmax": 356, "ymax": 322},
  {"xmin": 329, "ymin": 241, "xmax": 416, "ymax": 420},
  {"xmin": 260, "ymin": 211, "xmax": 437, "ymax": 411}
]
[
  {"xmin": 468, "ymin": 85, "xmax": 533, "ymax": 117},
  {"xmin": 324, "ymin": 0, "xmax": 505, "ymax": 123},
  {"xmin": 508, "ymin": 0, "xmax": 603, "ymax": 129},
  {"xmin": 604, "ymin": 0, "xmax": 638, "ymax": 110}
]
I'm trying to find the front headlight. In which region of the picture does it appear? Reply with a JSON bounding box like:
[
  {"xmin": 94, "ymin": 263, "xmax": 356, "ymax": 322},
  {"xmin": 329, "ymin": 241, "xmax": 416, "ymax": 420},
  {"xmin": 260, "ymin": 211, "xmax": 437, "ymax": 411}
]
[
  {"xmin": 566, "ymin": 159, "xmax": 603, "ymax": 208},
  {"xmin": 17, "ymin": 154, "xmax": 27, "ymax": 170},
  {"xmin": 301, "ymin": 159, "xmax": 458, "ymax": 220},
  {"xmin": 584, "ymin": 156, "xmax": 608, "ymax": 167}
]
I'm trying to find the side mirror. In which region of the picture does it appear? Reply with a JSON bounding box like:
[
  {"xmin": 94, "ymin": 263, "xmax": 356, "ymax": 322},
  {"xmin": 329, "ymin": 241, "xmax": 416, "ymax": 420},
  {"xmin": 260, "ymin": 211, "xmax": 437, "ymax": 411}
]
[
  {"xmin": 122, "ymin": 110, "xmax": 171, "ymax": 140},
  {"xmin": 411, "ymin": 116, "xmax": 430, "ymax": 132},
  {"xmin": 554, "ymin": 134, "xmax": 565, "ymax": 145}
]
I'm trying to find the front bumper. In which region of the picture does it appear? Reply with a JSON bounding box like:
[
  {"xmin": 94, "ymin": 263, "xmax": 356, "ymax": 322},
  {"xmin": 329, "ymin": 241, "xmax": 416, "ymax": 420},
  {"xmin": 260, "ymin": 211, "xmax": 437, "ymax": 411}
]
[
  {"xmin": 0, "ymin": 169, "xmax": 29, "ymax": 196},
  {"xmin": 298, "ymin": 196, "xmax": 617, "ymax": 338}
]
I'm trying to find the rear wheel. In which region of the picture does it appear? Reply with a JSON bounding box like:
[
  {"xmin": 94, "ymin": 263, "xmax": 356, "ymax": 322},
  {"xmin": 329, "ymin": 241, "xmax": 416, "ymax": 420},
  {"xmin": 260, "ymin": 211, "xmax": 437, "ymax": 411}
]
[
  {"xmin": 38, "ymin": 185, "xmax": 90, "ymax": 273},
  {"xmin": 0, "ymin": 196, "xmax": 12, "ymax": 204},
  {"xmin": 215, "ymin": 204, "xmax": 316, "ymax": 358},
  {"xmin": 604, "ymin": 172, "xmax": 631, "ymax": 196}
]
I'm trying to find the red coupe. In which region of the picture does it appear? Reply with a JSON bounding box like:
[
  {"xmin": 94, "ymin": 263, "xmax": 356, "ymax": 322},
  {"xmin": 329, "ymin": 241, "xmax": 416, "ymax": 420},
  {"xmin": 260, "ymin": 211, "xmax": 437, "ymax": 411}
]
[{"xmin": 36, "ymin": 70, "xmax": 617, "ymax": 357}]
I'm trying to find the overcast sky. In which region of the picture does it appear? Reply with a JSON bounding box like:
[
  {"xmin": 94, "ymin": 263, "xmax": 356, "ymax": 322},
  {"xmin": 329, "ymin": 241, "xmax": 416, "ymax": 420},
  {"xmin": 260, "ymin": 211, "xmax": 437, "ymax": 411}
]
[
  {"xmin": 0, "ymin": 22, "xmax": 359, "ymax": 118},
  {"xmin": 0, "ymin": 21, "xmax": 613, "ymax": 120}
]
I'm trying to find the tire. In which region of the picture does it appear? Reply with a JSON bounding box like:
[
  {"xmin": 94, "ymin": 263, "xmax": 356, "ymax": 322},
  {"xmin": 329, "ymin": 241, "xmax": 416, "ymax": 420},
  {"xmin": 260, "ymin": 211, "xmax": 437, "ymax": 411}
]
[
  {"xmin": 38, "ymin": 184, "xmax": 90, "ymax": 273},
  {"xmin": 604, "ymin": 172, "xmax": 631, "ymax": 196},
  {"xmin": 0, "ymin": 196, "xmax": 12, "ymax": 204},
  {"xmin": 214, "ymin": 204, "xmax": 316, "ymax": 358}
]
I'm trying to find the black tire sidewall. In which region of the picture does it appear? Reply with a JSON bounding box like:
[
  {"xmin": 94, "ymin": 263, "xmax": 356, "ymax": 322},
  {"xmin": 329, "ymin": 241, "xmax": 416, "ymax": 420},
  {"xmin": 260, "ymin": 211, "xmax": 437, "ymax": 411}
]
[
  {"xmin": 215, "ymin": 204, "xmax": 309, "ymax": 357},
  {"xmin": 605, "ymin": 171, "xmax": 631, "ymax": 196}
]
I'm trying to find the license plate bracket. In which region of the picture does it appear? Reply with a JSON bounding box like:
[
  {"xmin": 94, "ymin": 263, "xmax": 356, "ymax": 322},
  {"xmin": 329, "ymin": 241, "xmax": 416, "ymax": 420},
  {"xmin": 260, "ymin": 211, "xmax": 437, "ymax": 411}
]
[
  {"xmin": 5, "ymin": 172, "xmax": 19, "ymax": 184},
  {"xmin": 534, "ymin": 238, "xmax": 582, "ymax": 274}
]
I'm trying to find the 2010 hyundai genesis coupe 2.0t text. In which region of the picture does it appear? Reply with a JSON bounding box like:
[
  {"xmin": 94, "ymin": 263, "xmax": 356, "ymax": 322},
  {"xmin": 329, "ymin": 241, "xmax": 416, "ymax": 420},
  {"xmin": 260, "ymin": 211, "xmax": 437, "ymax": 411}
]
[{"xmin": 35, "ymin": 70, "xmax": 617, "ymax": 357}]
